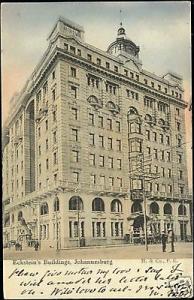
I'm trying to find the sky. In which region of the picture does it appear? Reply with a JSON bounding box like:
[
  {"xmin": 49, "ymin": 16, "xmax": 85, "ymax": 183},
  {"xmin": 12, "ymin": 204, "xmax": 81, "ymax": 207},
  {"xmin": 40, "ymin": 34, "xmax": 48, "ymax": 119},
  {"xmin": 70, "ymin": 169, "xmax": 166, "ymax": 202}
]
[{"xmin": 1, "ymin": 1, "xmax": 192, "ymax": 189}]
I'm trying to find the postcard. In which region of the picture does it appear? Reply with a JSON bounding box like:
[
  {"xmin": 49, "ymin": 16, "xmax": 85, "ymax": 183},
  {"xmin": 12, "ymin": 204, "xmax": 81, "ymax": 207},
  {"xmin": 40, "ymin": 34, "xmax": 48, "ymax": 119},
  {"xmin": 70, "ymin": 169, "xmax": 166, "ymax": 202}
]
[{"xmin": 2, "ymin": 2, "xmax": 192, "ymax": 298}]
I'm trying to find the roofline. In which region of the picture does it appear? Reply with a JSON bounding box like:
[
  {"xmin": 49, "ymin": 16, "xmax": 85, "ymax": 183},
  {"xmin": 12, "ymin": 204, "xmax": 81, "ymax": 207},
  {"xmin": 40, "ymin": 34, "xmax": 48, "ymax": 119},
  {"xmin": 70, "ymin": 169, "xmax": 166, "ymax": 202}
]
[{"xmin": 47, "ymin": 16, "xmax": 84, "ymax": 41}]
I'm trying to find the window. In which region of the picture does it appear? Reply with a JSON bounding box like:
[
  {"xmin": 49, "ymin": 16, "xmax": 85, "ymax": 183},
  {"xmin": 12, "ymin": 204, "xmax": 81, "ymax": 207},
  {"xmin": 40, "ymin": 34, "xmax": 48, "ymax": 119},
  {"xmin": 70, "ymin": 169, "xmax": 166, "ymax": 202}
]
[
  {"xmin": 153, "ymin": 132, "xmax": 157, "ymax": 142},
  {"xmin": 164, "ymin": 87, "xmax": 167, "ymax": 93},
  {"xmin": 150, "ymin": 202, "xmax": 159, "ymax": 214},
  {"xmin": 54, "ymin": 197, "xmax": 60, "ymax": 212},
  {"xmin": 72, "ymin": 150, "xmax": 79, "ymax": 163},
  {"xmin": 99, "ymin": 135, "xmax": 104, "ymax": 147},
  {"xmin": 71, "ymin": 86, "xmax": 77, "ymax": 98},
  {"xmin": 38, "ymin": 145, "xmax": 41, "ymax": 156},
  {"xmin": 92, "ymin": 198, "xmax": 105, "ymax": 211},
  {"xmin": 89, "ymin": 113, "xmax": 94, "ymax": 125},
  {"xmin": 72, "ymin": 108, "xmax": 78, "ymax": 120},
  {"xmin": 69, "ymin": 196, "xmax": 83, "ymax": 211},
  {"xmin": 168, "ymin": 169, "xmax": 171, "ymax": 178},
  {"xmin": 46, "ymin": 139, "xmax": 48, "ymax": 150},
  {"xmin": 167, "ymin": 151, "xmax": 171, "ymax": 162},
  {"xmin": 179, "ymin": 94, "xmax": 182, "ymax": 99},
  {"xmin": 117, "ymin": 159, "xmax": 122, "ymax": 170},
  {"xmin": 72, "ymin": 128, "xmax": 78, "ymax": 142},
  {"xmin": 106, "ymin": 62, "xmax": 110, "ymax": 69},
  {"xmin": 111, "ymin": 199, "xmax": 122, "ymax": 212},
  {"xmin": 100, "ymin": 175, "xmax": 105, "ymax": 187},
  {"xmin": 154, "ymin": 149, "xmax": 158, "ymax": 159},
  {"xmin": 177, "ymin": 122, "xmax": 181, "ymax": 131},
  {"xmin": 116, "ymin": 121, "xmax": 121, "ymax": 132},
  {"xmin": 40, "ymin": 202, "xmax": 49, "ymax": 215},
  {"xmin": 161, "ymin": 150, "xmax": 165, "ymax": 161},
  {"xmin": 89, "ymin": 133, "xmax": 95, "ymax": 145},
  {"xmin": 64, "ymin": 43, "xmax": 68, "ymax": 50},
  {"xmin": 109, "ymin": 177, "xmax": 114, "ymax": 187},
  {"xmin": 144, "ymin": 79, "xmax": 148, "ymax": 85},
  {"xmin": 52, "ymin": 89, "xmax": 56, "ymax": 101},
  {"xmin": 97, "ymin": 58, "xmax": 101, "ymax": 66},
  {"xmin": 146, "ymin": 130, "xmax": 150, "ymax": 141},
  {"xmin": 52, "ymin": 71, "xmax": 55, "ymax": 80},
  {"xmin": 108, "ymin": 157, "xmax": 113, "ymax": 168},
  {"xmin": 168, "ymin": 185, "xmax": 172, "ymax": 193},
  {"xmin": 166, "ymin": 135, "xmax": 170, "ymax": 145},
  {"xmin": 89, "ymin": 154, "xmax": 95, "ymax": 166},
  {"xmin": 172, "ymin": 90, "xmax": 174, "ymax": 96},
  {"xmin": 98, "ymin": 116, "xmax": 103, "ymax": 128},
  {"xmin": 45, "ymin": 119, "xmax": 48, "ymax": 131},
  {"xmin": 151, "ymin": 82, "xmax": 155, "ymax": 88},
  {"xmin": 158, "ymin": 85, "xmax": 161, "ymax": 91},
  {"xmin": 38, "ymin": 127, "xmax": 41, "ymax": 137},
  {"xmin": 114, "ymin": 66, "xmax": 118, "ymax": 72},
  {"xmin": 161, "ymin": 167, "xmax": 165, "ymax": 177},
  {"xmin": 136, "ymin": 74, "xmax": 139, "ymax": 81},
  {"xmin": 87, "ymin": 54, "xmax": 92, "ymax": 61},
  {"xmin": 176, "ymin": 108, "xmax": 180, "ymax": 116},
  {"xmin": 99, "ymin": 155, "xmax": 104, "ymax": 167},
  {"xmin": 178, "ymin": 137, "xmax": 182, "ymax": 147},
  {"xmin": 130, "ymin": 72, "xmax": 134, "ymax": 79},
  {"xmin": 77, "ymin": 49, "xmax": 81, "ymax": 56},
  {"xmin": 73, "ymin": 172, "xmax": 79, "ymax": 183},
  {"xmin": 154, "ymin": 165, "xmax": 158, "ymax": 174},
  {"xmin": 107, "ymin": 118, "xmax": 112, "ymax": 130},
  {"xmin": 147, "ymin": 147, "xmax": 151, "ymax": 155},
  {"xmin": 71, "ymin": 67, "xmax": 76, "ymax": 77},
  {"xmin": 39, "ymin": 164, "xmax": 41, "ymax": 175},
  {"xmin": 108, "ymin": 137, "xmax": 113, "ymax": 150},
  {"xmin": 124, "ymin": 69, "xmax": 128, "ymax": 76},
  {"xmin": 160, "ymin": 134, "xmax": 164, "ymax": 143},
  {"xmin": 179, "ymin": 186, "xmax": 184, "ymax": 194},
  {"xmin": 116, "ymin": 139, "xmax": 121, "ymax": 151},
  {"xmin": 54, "ymin": 173, "xmax": 58, "ymax": 182},
  {"xmin": 53, "ymin": 110, "xmax": 57, "ymax": 122},
  {"xmin": 90, "ymin": 174, "xmax": 96, "ymax": 185},
  {"xmin": 179, "ymin": 170, "xmax": 183, "ymax": 180},
  {"xmin": 178, "ymin": 204, "xmax": 186, "ymax": 216},
  {"xmin": 21, "ymin": 176, "xmax": 23, "ymax": 186},
  {"xmin": 53, "ymin": 152, "xmax": 58, "ymax": 164},
  {"xmin": 178, "ymin": 154, "xmax": 182, "ymax": 163},
  {"xmin": 53, "ymin": 131, "xmax": 57, "ymax": 144},
  {"xmin": 70, "ymin": 46, "xmax": 76, "ymax": 54},
  {"xmin": 46, "ymin": 159, "xmax": 49, "ymax": 170}
]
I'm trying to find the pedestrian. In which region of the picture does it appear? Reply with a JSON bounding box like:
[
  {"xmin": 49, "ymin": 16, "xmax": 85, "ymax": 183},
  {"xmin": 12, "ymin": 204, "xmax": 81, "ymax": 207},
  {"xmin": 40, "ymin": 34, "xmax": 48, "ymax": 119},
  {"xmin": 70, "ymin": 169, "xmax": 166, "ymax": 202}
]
[
  {"xmin": 34, "ymin": 241, "xmax": 39, "ymax": 251},
  {"xmin": 168, "ymin": 229, "xmax": 175, "ymax": 252},
  {"xmin": 161, "ymin": 230, "xmax": 168, "ymax": 252}
]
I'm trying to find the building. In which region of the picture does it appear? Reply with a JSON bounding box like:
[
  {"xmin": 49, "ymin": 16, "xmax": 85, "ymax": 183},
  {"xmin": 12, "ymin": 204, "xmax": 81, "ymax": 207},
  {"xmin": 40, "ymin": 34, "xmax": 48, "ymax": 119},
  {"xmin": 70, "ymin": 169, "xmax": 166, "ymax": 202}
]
[{"xmin": 2, "ymin": 17, "xmax": 192, "ymax": 250}]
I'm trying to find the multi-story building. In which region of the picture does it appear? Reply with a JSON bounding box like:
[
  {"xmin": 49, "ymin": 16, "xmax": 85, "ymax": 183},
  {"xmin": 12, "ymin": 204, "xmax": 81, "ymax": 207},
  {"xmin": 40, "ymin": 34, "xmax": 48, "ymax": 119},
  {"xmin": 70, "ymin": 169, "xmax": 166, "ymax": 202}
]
[{"xmin": 2, "ymin": 17, "xmax": 191, "ymax": 249}]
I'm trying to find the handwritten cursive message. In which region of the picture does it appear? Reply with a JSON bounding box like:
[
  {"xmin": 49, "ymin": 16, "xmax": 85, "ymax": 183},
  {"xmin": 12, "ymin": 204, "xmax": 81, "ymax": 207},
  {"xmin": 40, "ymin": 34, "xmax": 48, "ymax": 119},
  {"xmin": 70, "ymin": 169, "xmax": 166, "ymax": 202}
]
[{"xmin": 4, "ymin": 259, "xmax": 193, "ymax": 299}]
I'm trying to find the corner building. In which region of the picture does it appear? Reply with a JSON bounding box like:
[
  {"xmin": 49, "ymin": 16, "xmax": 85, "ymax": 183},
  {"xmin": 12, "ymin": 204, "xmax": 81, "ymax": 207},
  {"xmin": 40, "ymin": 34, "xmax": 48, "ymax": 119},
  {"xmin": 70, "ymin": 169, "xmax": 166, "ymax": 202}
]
[{"xmin": 3, "ymin": 17, "xmax": 191, "ymax": 249}]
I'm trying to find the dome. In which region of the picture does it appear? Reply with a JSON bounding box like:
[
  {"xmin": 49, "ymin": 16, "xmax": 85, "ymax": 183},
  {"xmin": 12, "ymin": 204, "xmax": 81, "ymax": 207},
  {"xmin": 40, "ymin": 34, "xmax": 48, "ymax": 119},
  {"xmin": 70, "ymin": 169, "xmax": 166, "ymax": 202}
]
[{"xmin": 107, "ymin": 23, "xmax": 140, "ymax": 58}]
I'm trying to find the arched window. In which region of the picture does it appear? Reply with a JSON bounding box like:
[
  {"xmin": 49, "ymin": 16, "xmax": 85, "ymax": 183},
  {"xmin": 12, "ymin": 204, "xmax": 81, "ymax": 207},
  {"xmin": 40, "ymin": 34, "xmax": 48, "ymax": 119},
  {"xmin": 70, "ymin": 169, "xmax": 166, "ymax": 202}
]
[
  {"xmin": 111, "ymin": 199, "xmax": 122, "ymax": 212},
  {"xmin": 18, "ymin": 211, "xmax": 23, "ymax": 221},
  {"xmin": 178, "ymin": 204, "xmax": 186, "ymax": 216},
  {"xmin": 128, "ymin": 107, "xmax": 139, "ymax": 116},
  {"xmin": 40, "ymin": 202, "xmax": 49, "ymax": 215},
  {"xmin": 163, "ymin": 203, "xmax": 172, "ymax": 215},
  {"xmin": 54, "ymin": 197, "xmax": 60, "ymax": 212},
  {"xmin": 69, "ymin": 196, "xmax": 83, "ymax": 211},
  {"xmin": 150, "ymin": 202, "xmax": 159, "ymax": 214},
  {"xmin": 92, "ymin": 198, "xmax": 105, "ymax": 212},
  {"xmin": 145, "ymin": 114, "xmax": 152, "ymax": 122},
  {"xmin": 131, "ymin": 202, "xmax": 142, "ymax": 213}
]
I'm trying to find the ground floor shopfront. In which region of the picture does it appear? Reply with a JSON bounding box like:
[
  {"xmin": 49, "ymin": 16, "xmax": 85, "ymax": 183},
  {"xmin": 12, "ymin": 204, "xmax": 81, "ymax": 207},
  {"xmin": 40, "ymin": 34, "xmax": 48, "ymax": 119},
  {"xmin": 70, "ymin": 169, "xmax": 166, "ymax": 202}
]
[{"xmin": 3, "ymin": 190, "xmax": 192, "ymax": 250}]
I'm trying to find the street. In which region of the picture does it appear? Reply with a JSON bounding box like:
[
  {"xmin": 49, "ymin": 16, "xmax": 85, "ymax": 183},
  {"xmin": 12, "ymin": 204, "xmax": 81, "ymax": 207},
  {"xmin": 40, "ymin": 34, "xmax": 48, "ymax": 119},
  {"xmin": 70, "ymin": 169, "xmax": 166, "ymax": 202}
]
[{"xmin": 3, "ymin": 242, "xmax": 192, "ymax": 260}]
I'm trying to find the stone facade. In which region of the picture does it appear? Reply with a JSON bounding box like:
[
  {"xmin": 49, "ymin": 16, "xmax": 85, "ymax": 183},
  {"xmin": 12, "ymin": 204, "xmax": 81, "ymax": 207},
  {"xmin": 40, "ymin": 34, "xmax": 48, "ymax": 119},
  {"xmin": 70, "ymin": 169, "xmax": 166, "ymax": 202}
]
[{"xmin": 2, "ymin": 17, "xmax": 191, "ymax": 250}]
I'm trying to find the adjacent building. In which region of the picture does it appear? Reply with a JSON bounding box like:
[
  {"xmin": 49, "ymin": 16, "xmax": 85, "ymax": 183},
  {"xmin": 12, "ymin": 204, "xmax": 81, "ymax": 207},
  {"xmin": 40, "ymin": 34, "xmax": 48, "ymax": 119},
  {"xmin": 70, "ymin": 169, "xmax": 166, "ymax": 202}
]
[{"xmin": 2, "ymin": 17, "xmax": 191, "ymax": 249}]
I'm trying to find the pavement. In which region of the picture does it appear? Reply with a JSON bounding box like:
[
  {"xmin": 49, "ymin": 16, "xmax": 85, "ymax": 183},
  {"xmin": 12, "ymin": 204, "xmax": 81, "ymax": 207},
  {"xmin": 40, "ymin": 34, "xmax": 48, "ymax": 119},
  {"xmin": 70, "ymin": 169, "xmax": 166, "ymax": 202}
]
[{"xmin": 3, "ymin": 242, "xmax": 192, "ymax": 260}]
